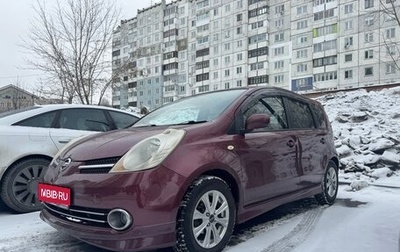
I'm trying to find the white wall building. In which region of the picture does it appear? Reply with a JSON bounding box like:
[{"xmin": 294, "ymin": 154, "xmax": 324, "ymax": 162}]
[{"xmin": 112, "ymin": 0, "xmax": 400, "ymax": 109}]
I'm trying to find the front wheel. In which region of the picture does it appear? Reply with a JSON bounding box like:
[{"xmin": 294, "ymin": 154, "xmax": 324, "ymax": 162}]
[
  {"xmin": 175, "ymin": 176, "xmax": 236, "ymax": 252},
  {"xmin": 315, "ymin": 160, "xmax": 338, "ymax": 205},
  {"xmin": 0, "ymin": 158, "xmax": 50, "ymax": 213}
]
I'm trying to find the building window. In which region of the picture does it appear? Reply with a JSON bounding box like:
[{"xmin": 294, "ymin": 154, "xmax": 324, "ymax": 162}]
[
  {"xmin": 297, "ymin": 35, "xmax": 308, "ymax": 44},
  {"xmin": 364, "ymin": 32, "xmax": 374, "ymax": 42},
  {"xmin": 344, "ymin": 4, "xmax": 353, "ymax": 14},
  {"xmin": 224, "ymin": 56, "xmax": 230, "ymax": 64},
  {"xmin": 248, "ymin": 6, "xmax": 269, "ymax": 18},
  {"xmin": 274, "ymin": 75, "xmax": 284, "ymax": 83},
  {"xmin": 274, "ymin": 60, "xmax": 284, "ymax": 69},
  {"xmin": 275, "ymin": 18, "xmax": 284, "ymax": 28},
  {"xmin": 313, "ymin": 55, "xmax": 337, "ymax": 67},
  {"xmin": 274, "ymin": 47, "xmax": 284, "ymax": 56},
  {"xmin": 196, "ymin": 60, "xmax": 210, "ymax": 70},
  {"xmin": 314, "ymin": 71, "xmax": 337, "ymax": 82},
  {"xmin": 275, "ymin": 32, "xmax": 284, "ymax": 42},
  {"xmin": 297, "ymin": 20, "xmax": 308, "ymax": 29},
  {"xmin": 313, "ymin": 39, "xmax": 337, "ymax": 52},
  {"xmin": 344, "ymin": 36, "xmax": 353, "ymax": 48},
  {"xmin": 345, "ymin": 20, "xmax": 353, "ymax": 30},
  {"xmin": 365, "ymin": 0, "xmax": 374, "ymax": 9},
  {"xmin": 237, "ymin": 80, "xmax": 242, "ymax": 87},
  {"xmin": 387, "ymin": 44, "xmax": 396, "ymax": 55},
  {"xmin": 196, "ymin": 48, "xmax": 210, "ymax": 57},
  {"xmin": 297, "ymin": 63, "xmax": 308, "ymax": 72},
  {"xmin": 386, "ymin": 63, "xmax": 396, "ymax": 74},
  {"xmin": 248, "ymin": 75, "xmax": 268, "ymax": 85},
  {"xmin": 251, "ymin": 20, "xmax": 264, "ymax": 30},
  {"xmin": 314, "ymin": 8, "xmax": 335, "ymax": 21},
  {"xmin": 296, "ymin": 49, "xmax": 308, "ymax": 59},
  {"xmin": 237, "ymin": 13, "xmax": 243, "ymax": 21},
  {"xmin": 224, "ymin": 43, "xmax": 230, "ymax": 50},
  {"xmin": 198, "ymin": 85, "xmax": 210, "ymax": 93},
  {"xmin": 196, "ymin": 73, "xmax": 210, "ymax": 82},
  {"xmin": 249, "ymin": 0, "xmax": 264, "ymax": 4},
  {"xmin": 386, "ymin": 28, "xmax": 395, "ymax": 38},
  {"xmin": 225, "ymin": 4, "xmax": 231, "ymax": 12},
  {"xmin": 297, "ymin": 5, "xmax": 307, "ymax": 15},
  {"xmin": 275, "ymin": 4, "xmax": 284, "ymax": 14},
  {"xmin": 225, "ymin": 82, "xmax": 230, "ymax": 89},
  {"xmin": 250, "ymin": 62, "xmax": 265, "ymax": 70},
  {"xmin": 213, "ymin": 58, "xmax": 218, "ymax": 66},
  {"xmin": 365, "ymin": 67, "xmax": 373, "ymax": 76},
  {"xmin": 225, "ymin": 69, "xmax": 230, "ymax": 76},
  {"xmin": 249, "ymin": 33, "xmax": 267, "ymax": 44},
  {"xmin": 249, "ymin": 46, "xmax": 269, "ymax": 58},
  {"xmin": 237, "ymin": 67, "xmax": 242, "ymax": 74},
  {"xmin": 313, "ymin": 24, "xmax": 338, "ymax": 37},
  {"xmin": 364, "ymin": 50, "xmax": 374, "ymax": 59},
  {"xmin": 213, "ymin": 72, "xmax": 218, "ymax": 79},
  {"xmin": 345, "ymin": 54, "xmax": 352, "ymax": 62},
  {"xmin": 365, "ymin": 16, "xmax": 374, "ymax": 26},
  {"xmin": 344, "ymin": 70, "xmax": 353, "ymax": 79}
]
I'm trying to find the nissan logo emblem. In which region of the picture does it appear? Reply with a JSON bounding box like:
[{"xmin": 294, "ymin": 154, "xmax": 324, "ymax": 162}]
[{"xmin": 60, "ymin": 158, "xmax": 72, "ymax": 171}]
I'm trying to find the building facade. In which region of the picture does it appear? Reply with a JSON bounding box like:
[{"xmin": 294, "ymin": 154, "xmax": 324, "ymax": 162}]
[
  {"xmin": 0, "ymin": 85, "xmax": 39, "ymax": 112},
  {"xmin": 112, "ymin": 0, "xmax": 400, "ymax": 110}
]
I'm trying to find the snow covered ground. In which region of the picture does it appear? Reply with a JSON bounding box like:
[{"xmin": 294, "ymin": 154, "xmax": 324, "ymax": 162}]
[{"xmin": 1, "ymin": 87, "xmax": 400, "ymax": 252}]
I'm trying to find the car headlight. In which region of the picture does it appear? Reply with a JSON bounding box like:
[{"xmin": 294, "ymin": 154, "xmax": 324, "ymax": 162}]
[{"xmin": 109, "ymin": 129, "xmax": 186, "ymax": 173}]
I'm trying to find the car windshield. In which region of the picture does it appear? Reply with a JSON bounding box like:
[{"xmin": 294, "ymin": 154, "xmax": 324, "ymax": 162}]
[
  {"xmin": 0, "ymin": 106, "xmax": 40, "ymax": 118},
  {"xmin": 134, "ymin": 89, "xmax": 246, "ymax": 127}
]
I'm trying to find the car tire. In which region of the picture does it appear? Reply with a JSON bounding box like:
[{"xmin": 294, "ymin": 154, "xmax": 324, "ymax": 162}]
[
  {"xmin": 0, "ymin": 158, "xmax": 50, "ymax": 213},
  {"xmin": 175, "ymin": 176, "xmax": 236, "ymax": 252},
  {"xmin": 315, "ymin": 160, "xmax": 338, "ymax": 206}
]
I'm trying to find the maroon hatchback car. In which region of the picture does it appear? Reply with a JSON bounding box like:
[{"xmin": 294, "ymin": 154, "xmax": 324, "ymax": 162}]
[{"xmin": 40, "ymin": 87, "xmax": 338, "ymax": 252}]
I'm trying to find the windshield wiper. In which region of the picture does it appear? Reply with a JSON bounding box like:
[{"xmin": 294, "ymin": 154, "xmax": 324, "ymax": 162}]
[{"xmin": 175, "ymin": 120, "xmax": 208, "ymax": 125}]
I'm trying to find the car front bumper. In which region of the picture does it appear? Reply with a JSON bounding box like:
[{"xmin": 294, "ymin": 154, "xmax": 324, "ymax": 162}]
[{"xmin": 40, "ymin": 165, "xmax": 186, "ymax": 251}]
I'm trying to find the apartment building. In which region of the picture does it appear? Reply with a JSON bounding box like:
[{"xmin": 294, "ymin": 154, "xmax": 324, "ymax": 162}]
[{"xmin": 112, "ymin": 0, "xmax": 400, "ymax": 110}]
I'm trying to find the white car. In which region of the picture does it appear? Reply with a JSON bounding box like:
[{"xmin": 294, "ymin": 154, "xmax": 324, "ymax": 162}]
[{"xmin": 0, "ymin": 104, "xmax": 139, "ymax": 213}]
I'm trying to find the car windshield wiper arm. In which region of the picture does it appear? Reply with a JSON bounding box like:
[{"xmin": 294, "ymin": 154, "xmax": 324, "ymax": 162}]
[{"xmin": 175, "ymin": 120, "xmax": 208, "ymax": 125}]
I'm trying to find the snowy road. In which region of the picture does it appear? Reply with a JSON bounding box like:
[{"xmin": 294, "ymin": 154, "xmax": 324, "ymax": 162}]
[{"xmin": 1, "ymin": 183, "xmax": 400, "ymax": 252}]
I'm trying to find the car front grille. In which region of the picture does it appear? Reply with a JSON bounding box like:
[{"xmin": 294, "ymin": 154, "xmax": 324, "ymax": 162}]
[
  {"xmin": 44, "ymin": 203, "xmax": 110, "ymax": 228},
  {"xmin": 78, "ymin": 157, "xmax": 120, "ymax": 174}
]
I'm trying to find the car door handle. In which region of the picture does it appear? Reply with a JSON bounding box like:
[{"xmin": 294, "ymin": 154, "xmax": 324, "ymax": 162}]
[
  {"xmin": 287, "ymin": 140, "xmax": 295, "ymax": 147},
  {"xmin": 320, "ymin": 138, "xmax": 326, "ymax": 144},
  {"xmin": 59, "ymin": 139, "xmax": 72, "ymax": 144}
]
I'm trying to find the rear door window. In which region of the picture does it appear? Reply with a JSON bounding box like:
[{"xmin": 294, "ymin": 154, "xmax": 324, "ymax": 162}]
[
  {"xmin": 311, "ymin": 103, "xmax": 327, "ymax": 129},
  {"xmin": 285, "ymin": 98, "xmax": 315, "ymax": 129},
  {"xmin": 58, "ymin": 109, "xmax": 110, "ymax": 131}
]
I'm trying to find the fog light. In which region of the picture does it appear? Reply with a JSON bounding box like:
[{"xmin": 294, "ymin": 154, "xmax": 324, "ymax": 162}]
[{"xmin": 107, "ymin": 209, "xmax": 133, "ymax": 231}]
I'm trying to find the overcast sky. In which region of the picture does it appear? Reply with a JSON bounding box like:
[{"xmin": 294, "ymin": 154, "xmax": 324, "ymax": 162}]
[{"xmin": 0, "ymin": 0, "xmax": 162, "ymax": 90}]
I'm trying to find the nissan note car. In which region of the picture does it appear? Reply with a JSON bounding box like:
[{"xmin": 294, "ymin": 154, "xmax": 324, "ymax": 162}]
[{"xmin": 40, "ymin": 87, "xmax": 338, "ymax": 252}]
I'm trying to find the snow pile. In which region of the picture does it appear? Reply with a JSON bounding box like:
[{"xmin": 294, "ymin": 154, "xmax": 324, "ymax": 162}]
[{"xmin": 317, "ymin": 86, "xmax": 400, "ymax": 189}]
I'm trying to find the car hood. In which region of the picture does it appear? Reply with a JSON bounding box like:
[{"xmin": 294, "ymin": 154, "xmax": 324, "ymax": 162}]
[{"xmin": 62, "ymin": 126, "xmax": 172, "ymax": 161}]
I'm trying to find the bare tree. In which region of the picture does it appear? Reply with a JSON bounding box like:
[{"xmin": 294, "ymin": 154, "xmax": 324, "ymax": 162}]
[
  {"xmin": 23, "ymin": 0, "xmax": 120, "ymax": 104},
  {"xmin": 379, "ymin": 0, "xmax": 400, "ymax": 70}
]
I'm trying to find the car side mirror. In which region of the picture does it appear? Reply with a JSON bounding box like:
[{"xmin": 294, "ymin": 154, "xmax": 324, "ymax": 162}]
[{"xmin": 244, "ymin": 114, "xmax": 270, "ymax": 133}]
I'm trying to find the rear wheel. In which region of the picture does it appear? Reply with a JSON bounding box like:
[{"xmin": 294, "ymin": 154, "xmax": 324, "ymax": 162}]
[
  {"xmin": 315, "ymin": 160, "xmax": 338, "ymax": 205},
  {"xmin": 0, "ymin": 158, "xmax": 50, "ymax": 213},
  {"xmin": 175, "ymin": 176, "xmax": 236, "ymax": 252}
]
